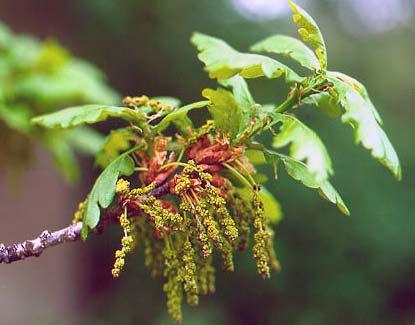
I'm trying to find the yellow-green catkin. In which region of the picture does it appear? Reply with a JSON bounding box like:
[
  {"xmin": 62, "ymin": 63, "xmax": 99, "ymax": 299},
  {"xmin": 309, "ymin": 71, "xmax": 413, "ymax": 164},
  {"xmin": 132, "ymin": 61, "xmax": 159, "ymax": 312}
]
[
  {"xmin": 112, "ymin": 212, "xmax": 134, "ymax": 278},
  {"xmin": 140, "ymin": 196, "xmax": 184, "ymax": 233},
  {"xmin": 173, "ymin": 174, "xmax": 192, "ymax": 196},
  {"xmin": 252, "ymin": 191, "xmax": 271, "ymax": 279},
  {"xmin": 180, "ymin": 200, "xmax": 212, "ymax": 258},
  {"xmin": 188, "ymin": 120, "xmax": 215, "ymax": 143},
  {"xmin": 193, "ymin": 201, "xmax": 220, "ymax": 243},
  {"xmin": 123, "ymin": 95, "xmax": 173, "ymax": 111},
  {"xmin": 72, "ymin": 199, "xmax": 87, "ymax": 224},
  {"xmin": 163, "ymin": 237, "xmax": 183, "ymax": 324},
  {"xmin": 115, "ymin": 178, "xmax": 130, "ymax": 196},
  {"xmin": 197, "ymin": 255, "xmax": 216, "ymax": 295},
  {"xmin": 265, "ymin": 226, "xmax": 281, "ymax": 272},
  {"xmin": 181, "ymin": 160, "xmax": 212, "ymax": 183},
  {"xmin": 195, "ymin": 220, "xmax": 212, "ymax": 258},
  {"xmin": 129, "ymin": 181, "xmax": 155, "ymax": 196},
  {"xmin": 206, "ymin": 186, "xmax": 239, "ymax": 243},
  {"xmin": 229, "ymin": 193, "xmax": 252, "ymax": 251},
  {"xmin": 216, "ymin": 236, "xmax": 235, "ymax": 272},
  {"xmin": 129, "ymin": 218, "xmax": 140, "ymax": 253},
  {"xmin": 142, "ymin": 226, "xmax": 164, "ymax": 278},
  {"xmin": 180, "ymin": 238, "xmax": 199, "ymax": 306}
]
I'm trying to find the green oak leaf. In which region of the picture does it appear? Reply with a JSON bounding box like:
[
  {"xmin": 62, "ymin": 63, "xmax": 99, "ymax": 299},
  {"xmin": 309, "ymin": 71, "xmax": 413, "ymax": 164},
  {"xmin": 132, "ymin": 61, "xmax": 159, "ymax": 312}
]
[
  {"xmin": 32, "ymin": 104, "xmax": 146, "ymax": 129},
  {"xmin": 244, "ymin": 149, "xmax": 268, "ymax": 165},
  {"xmin": 329, "ymin": 71, "xmax": 382, "ymax": 124},
  {"xmin": 191, "ymin": 32, "xmax": 304, "ymax": 83},
  {"xmin": 288, "ymin": 1, "xmax": 327, "ymax": 70},
  {"xmin": 96, "ymin": 128, "xmax": 135, "ymax": 168},
  {"xmin": 137, "ymin": 96, "xmax": 181, "ymax": 115},
  {"xmin": 272, "ymin": 113, "xmax": 333, "ymax": 182},
  {"xmin": 154, "ymin": 96, "xmax": 181, "ymax": 107},
  {"xmin": 202, "ymin": 88, "xmax": 243, "ymax": 140},
  {"xmin": 219, "ymin": 76, "xmax": 255, "ymax": 137},
  {"xmin": 263, "ymin": 149, "xmax": 349, "ymax": 215},
  {"xmin": 81, "ymin": 147, "xmax": 138, "ymax": 239},
  {"xmin": 302, "ymin": 91, "xmax": 341, "ymax": 117},
  {"xmin": 152, "ymin": 100, "xmax": 209, "ymax": 134},
  {"xmin": 251, "ymin": 34, "xmax": 320, "ymax": 71},
  {"xmin": 328, "ymin": 75, "xmax": 401, "ymax": 180}
]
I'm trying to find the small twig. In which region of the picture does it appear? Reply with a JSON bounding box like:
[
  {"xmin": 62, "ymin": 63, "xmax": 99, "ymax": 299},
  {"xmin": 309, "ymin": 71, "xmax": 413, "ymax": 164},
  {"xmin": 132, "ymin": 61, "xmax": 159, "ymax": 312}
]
[
  {"xmin": 0, "ymin": 222, "xmax": 83, "ymax": 264},
  {"xmin": 0, "ymin": 181, "xmax": 171, "ymax": 264}
]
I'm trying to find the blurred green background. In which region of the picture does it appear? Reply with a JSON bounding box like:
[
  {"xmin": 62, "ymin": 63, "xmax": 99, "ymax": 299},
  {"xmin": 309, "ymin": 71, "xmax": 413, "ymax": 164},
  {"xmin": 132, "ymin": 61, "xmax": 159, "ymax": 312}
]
[{"xmin": 1, "ymin": 0, "xmax": 414, "ymax": 324}]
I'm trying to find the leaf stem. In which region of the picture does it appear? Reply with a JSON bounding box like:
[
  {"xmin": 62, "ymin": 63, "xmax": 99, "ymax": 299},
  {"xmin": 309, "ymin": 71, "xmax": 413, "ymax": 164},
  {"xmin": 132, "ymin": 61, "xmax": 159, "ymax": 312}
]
[
  {"xmin": 275, "ymin": 87, "xmax": 300, "ymax": 113},
  {"xmin": 159, "ymin": 161, "xmax": 189, "ymax": 170},
  {"xmin": 275, "ymin": 78, "xmax": 328, "ymax": 114},
  {"xmin": 134, "ymin": 167, "xmax": 149, "ymax": 172},
  {"xmin": 223, "ymin": 163, "xmax": 253, "ymax": 189}
]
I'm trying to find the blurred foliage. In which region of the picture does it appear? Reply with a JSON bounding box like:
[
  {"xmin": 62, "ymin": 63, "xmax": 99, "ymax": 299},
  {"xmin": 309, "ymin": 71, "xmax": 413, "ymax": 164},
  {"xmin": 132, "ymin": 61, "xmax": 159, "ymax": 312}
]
[
  {"xmin": 1, "ymin": 0, "xmax": 414, "ymax": 324},
  {"xmin": 0, "ymin": 22, "xmax": 119, "ymax": 182}
]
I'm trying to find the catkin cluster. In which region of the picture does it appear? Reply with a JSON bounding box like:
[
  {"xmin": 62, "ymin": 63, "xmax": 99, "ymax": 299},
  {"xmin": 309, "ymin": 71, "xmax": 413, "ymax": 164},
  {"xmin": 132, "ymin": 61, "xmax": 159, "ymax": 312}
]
[{"xmin": 110, "ymin": 157, "xmax": 280, "ymax": 322}]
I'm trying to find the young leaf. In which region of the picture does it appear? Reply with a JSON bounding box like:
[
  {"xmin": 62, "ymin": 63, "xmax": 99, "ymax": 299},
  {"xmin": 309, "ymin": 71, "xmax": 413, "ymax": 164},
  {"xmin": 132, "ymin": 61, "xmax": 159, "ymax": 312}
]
[
  {"xmin": 288, "ymin": 1, "xmax": 327, "ymax": 69},
  {"xmin": 152, "ymin": 100, "xmax": 209, "ymax": 134},
  {"xmin": 263, "ymin": 150, "xmax": 349, "ymax": 215},
  {"xmin": 96, "ymin": 128, "xmax": 135, "ymax": 168},
  {"xmin": 32, "ymin": 104, "xmax": 146, "ymax": 129},
  {"xmin": 153, "ymin": 96, "xmax": 181, "ymax": 108},
  {"xmin": 302, "ymin": 92, "xmax": 341, "ymax": 118},
  {"xmin": 251, "ymin": 35, "xmax": 320, "ymax": 71},
  {"xmin": 272, "ymin": 113, "xmax": 333, "ymax": 182},
  {"xmin": 329, "ymin": 71, "xmax": 382, "ymax": 124},
  {"xmin": 191, "ymin": 32, "xmax": 304, "ymax": 83},
  {"xmin": 219, "ymin": 76, "xmax": 255, "ymax": 136},
  {"xmin": 202, "ymin": 88, "xmax": 242, "ymax": 140},
  {"xmin": 81, "ymin": 147, "xmax": 138, "ymax": 239},
  {"xmin": 328, "ymin": 76, "xmax": 401, "ymax": 180},
  {"xmin": 244, "ymin": 149, "xmax": 268, "ymax": 165}
]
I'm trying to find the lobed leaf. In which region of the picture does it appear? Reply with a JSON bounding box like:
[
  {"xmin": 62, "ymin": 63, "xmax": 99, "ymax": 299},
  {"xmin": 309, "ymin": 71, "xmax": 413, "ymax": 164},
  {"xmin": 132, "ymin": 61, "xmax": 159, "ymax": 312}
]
[
  {"xmin": 220, "ymin": 76, "xmax": 254, "ymax": 119},
  {"xmin": 329, "ymin": 71, "xmax": 382, "ymax": 124},
  {"xmin": 81, "ymin": 147, "xmax": 138, "ymax": 239},
  {"xmin": 152, "ymin": 100, "xmax": 209, "ymax": 134},
  {"xmin": 96, "ymin": 128, "xmax": 135, "ymax": 168},
  {"xmin": 32, "ymin": 104, "xmax": 146, "ymax": 129},
  {"xmin": 219, "ymin": 76, "xmax": 255, "ymax": 138},
  {"xmin": 153, "ymin": 96, "xmax": 181, "ymax": 107},
  {"xmin": 302, "ymin": 92, "xmax": 341, "ymax": 117},
  {"xmin": 251, "ymin": 34, "xmax": 320, "ymax": 71},
  {"xmin": 288, "ymin": 1, "xmax": 327, "ymax": 69},
  {"xmin": 191, "ymin": 32, "xmax": 304, "ymax": 83},
  {"xmin": 202, "ymin": 88, "xmax": 243, "ymax": 140},
  {"xmin": 328, "ymin": 76, "xmax": 401, "ymax": 180},
  {"xmin": 263, "ymin": 150, "xmax": 349, "ymax": 215},
  {"xmin": 272, "ymin": 113, "xmax": 333, "ymax": 182}
]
